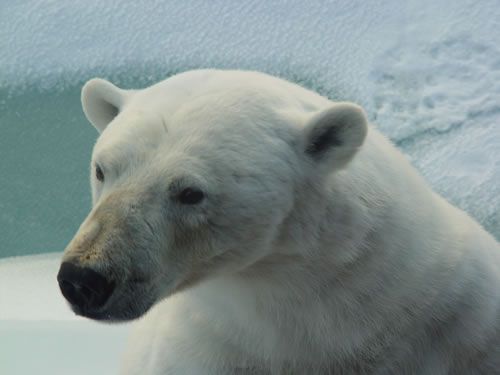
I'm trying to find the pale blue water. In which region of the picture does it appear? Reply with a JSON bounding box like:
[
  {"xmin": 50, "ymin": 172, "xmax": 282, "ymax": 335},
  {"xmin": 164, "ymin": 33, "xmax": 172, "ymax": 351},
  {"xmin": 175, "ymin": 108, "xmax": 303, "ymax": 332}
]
[{"xmin": 0, "ymin": 87, "xmax": 91, "ymax": 257}]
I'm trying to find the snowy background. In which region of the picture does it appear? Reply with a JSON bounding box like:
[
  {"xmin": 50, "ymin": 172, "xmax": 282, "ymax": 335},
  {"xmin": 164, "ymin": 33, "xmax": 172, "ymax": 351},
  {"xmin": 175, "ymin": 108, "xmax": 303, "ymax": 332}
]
[{"xmin": 0, "ymin": 0, "xmax": 499, "ymax": 374}]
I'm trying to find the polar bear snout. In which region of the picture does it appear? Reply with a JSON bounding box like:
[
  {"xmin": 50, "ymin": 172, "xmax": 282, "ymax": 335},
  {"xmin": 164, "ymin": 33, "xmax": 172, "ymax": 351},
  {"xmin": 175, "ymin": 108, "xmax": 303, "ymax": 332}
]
[
  {"xmin": 57, "ymin": 261, "xmax": 115, "ymax": 316},
  {"xmin": 58, "ymin": 191, "xmax": 167, "ymax": 321}
]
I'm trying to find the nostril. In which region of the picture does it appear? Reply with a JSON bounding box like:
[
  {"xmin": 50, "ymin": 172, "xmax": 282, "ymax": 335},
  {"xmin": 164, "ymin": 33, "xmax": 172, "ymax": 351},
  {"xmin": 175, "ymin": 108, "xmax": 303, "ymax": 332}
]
[
  {"xmin": 78, "ymin": 285, "xmax": 94, "ymax": 302},
  {"xmin": 57, "ymin": 262, "xmax": 115, "ymax": 313},
  {"xmin": 59, "ymin": 279, "xmax": 79, "ymax": 305}
]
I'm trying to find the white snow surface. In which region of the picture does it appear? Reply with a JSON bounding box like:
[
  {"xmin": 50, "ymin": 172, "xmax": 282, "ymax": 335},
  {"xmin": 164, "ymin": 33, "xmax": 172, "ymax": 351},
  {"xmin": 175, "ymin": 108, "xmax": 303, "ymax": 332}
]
[
  {"xmin": 0, "ymin": 254, "xmax": 131, "ymax": 374},
  {"xmin": 0, "ymin": 253, "xmax": 90, "ymax": 321}
]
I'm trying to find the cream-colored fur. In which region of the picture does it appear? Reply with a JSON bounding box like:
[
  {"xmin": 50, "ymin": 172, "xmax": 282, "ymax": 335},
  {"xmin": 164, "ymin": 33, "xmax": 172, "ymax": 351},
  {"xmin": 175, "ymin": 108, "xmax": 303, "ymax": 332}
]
[{"xmin": 62, "ymin": 70, "xmax": 500, "ymax": 374}]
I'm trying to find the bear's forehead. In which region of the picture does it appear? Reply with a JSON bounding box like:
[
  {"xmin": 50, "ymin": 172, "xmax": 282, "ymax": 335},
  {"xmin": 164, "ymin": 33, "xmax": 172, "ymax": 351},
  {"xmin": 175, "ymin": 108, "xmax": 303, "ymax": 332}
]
[
  {"xmin": 122, "ymin": 83, "xmax": 296, "ymax": 144},
  {"xmin": 94, "ymin": 70, "xmax": 325, "ymax": 171},
  {"xmin": 130, "ymin": 69, "xmax": 329, "ymax": 121}
]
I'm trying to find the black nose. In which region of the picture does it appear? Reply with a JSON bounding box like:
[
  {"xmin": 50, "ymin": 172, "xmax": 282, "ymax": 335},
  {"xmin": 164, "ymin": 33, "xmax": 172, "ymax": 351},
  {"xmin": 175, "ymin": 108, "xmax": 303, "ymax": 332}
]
[{"xmin": 57, "ymin": 262, "xmax": 115, "ymax": 313}]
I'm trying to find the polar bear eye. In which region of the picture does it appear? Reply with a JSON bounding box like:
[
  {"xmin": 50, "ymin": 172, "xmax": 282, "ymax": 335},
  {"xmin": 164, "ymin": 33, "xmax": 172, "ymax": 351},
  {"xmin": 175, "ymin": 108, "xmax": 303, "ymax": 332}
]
[
  {"xmin": 95, "ymin": 164, "xmax": 104, "ymax": 182},
  {"xmin": 178, "ymin": 188, "xmax": 204, "ymax": 205}
]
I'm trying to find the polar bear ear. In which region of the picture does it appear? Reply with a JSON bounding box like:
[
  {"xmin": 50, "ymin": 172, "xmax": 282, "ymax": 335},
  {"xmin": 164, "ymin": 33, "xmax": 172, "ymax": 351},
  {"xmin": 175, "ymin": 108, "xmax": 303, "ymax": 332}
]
[
  {"xmin": 81, "ymin": 78, "xmax": 130, "ymax": 133},
  {"xmin": 302, "ymin": 102, "xmax": 368, "ymax": 170}
]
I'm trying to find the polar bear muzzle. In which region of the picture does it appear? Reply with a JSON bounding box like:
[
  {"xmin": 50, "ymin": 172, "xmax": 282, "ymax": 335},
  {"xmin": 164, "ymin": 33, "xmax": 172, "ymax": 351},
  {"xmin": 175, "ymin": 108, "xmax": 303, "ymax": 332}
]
[{"xmin": 56, "ymin": 189, "xmax": 163, "ymax": 320}]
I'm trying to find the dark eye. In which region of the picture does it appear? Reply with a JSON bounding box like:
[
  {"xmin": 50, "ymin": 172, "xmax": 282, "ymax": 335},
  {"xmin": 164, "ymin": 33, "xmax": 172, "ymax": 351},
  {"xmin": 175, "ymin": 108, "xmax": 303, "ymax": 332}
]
[
  {"xmin": 95, "ymin": 165, "xmax": 104, "ymax": 182},
  {"xmin": 178, "ymin": 187, "xmax": 204, "ymax": 205}
]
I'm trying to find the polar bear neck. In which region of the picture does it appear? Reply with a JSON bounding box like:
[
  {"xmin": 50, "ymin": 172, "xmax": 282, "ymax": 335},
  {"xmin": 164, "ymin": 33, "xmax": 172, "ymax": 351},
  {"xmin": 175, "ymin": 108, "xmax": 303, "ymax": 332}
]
[{"xmin": 195, "ymin": 124, "xmax": 500, "ymax": 368}]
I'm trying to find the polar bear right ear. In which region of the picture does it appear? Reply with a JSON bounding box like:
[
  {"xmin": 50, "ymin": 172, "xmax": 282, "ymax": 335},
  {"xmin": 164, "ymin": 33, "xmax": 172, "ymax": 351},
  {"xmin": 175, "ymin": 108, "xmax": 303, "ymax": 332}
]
[
  {"xmin": 81, "ymin": 78, "xmax": 130, "ymax": 133},
  {"xmin": 302, "ymin": 102, "xmax": 368, "ymax": 171}
]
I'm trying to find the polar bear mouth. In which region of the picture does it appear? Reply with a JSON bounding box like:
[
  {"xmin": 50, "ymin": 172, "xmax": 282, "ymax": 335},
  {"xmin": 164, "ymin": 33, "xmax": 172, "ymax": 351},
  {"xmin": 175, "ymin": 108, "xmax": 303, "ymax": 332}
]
[
  {"xmin": 64, "ymin": 276, "xmax": 158, "ymax": 322},
  {"xmin": 93, "ymin": 280, "xmax": 158, "ymax": 322},
  {"xmin": 57, "ymin": 255, "xmax": 165, "ymax": 322}
]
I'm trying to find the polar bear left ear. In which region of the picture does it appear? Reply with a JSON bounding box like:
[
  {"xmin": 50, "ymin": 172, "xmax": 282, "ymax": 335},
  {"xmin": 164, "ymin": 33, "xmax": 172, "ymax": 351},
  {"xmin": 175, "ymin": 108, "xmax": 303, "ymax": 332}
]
[
  {"xmin": 302, "ymin": 103, "xmax": 368, "ymax": 170},
  {"xmin": 81, "ymin": 78, "xmax": 131, "ymax": 133}
]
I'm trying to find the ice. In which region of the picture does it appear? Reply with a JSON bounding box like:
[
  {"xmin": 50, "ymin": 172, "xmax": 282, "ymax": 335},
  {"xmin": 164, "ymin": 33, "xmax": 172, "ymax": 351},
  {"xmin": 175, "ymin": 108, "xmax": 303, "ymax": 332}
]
[
  {"xmin": 372, "ymin": 33, "xmax": 500, "ymax": 234},
  {"xmin": 0, "ymin": 254, "xmax": 131, "ymax": 374},
  {"xmin": 0, "ymin": 253, "xmax": 85, "ymax": 320},
  {"xmin": 0, "ymin": 0, "xmax": 402, "ymax": 97},
  {"xmin": 0, "ymin": 320, "xmax": 129, "ymax": 375}
]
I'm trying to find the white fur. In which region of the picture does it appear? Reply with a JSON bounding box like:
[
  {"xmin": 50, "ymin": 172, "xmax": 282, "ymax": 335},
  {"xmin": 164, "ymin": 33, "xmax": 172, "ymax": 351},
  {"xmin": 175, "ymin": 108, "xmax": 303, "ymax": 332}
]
[{"xmin": 70, "ymin": 70, "xmax": 500, "ymax": 374}]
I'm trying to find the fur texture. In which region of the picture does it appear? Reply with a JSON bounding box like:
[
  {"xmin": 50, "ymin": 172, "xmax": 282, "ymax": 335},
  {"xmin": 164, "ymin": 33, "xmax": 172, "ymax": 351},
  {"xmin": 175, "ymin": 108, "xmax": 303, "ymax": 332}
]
[{"xmin": 60, "ymin": 69, "xmax": 500, "ymax": 374}]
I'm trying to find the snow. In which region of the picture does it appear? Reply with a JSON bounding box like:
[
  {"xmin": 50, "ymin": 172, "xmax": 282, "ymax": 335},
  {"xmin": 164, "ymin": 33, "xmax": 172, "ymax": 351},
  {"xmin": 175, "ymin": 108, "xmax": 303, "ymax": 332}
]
[
  {"xmin": 0, "ymin": 253, "xmax": 88, "ymax": 321},
  {"xmin": 0, "ymin": 254, "xmax": 131, "ymax": 374},
  {"xmin": 0, "ymin": 0, "xmax": 499, "ymax": 373},
  {"xmin": 0, "ymin": 320, "xmax": 129, "ymax": 375}
]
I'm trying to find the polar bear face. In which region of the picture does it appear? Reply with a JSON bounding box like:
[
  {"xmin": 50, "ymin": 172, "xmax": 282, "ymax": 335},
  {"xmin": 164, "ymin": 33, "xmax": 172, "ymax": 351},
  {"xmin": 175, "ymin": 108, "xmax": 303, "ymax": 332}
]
[{"xmin": 57, "ymin": 70, "xmax": 367, "ymax": 321}]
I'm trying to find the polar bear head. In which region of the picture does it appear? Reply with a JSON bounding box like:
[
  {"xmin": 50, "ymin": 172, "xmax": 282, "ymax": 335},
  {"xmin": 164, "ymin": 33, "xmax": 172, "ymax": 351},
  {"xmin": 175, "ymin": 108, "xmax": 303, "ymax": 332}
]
[{"xmin": 57, "ymin": 70, "xmax": 367, "ymax": 321}]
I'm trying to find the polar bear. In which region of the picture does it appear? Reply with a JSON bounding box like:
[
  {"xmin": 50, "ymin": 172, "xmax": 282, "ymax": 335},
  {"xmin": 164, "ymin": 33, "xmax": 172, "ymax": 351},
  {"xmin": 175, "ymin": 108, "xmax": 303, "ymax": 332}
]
[{"xmin": 57, "ymin": 69, "xmax": 500, "ymax": 374}]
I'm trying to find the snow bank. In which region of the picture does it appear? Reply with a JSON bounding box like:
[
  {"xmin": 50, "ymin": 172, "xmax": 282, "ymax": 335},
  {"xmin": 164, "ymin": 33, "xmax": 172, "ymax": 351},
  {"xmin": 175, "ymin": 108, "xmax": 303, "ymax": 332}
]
[
  {"xmin": 0, "ymin": 253, "xmax": 85, "ymax": 320},
  {"xmin": 0, "ymin": 254, "xmax": 130, "ymax": 374},
  {"xmin": 0, "ymin": 320, "xmax": 129, "ymax": 375}
]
